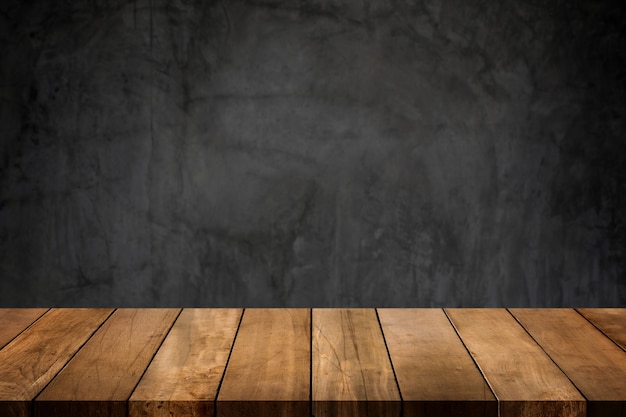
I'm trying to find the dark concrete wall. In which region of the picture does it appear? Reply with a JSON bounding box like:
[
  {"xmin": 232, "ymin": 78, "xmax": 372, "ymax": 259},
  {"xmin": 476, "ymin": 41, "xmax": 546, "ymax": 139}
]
[{"xmin": 1, "ymin": 0, "xmax": 625, "ymax": 307}]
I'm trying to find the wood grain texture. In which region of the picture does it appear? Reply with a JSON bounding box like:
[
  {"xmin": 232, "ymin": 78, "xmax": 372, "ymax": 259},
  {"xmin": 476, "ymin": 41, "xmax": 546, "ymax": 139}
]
[
  {"xmin": 577, "ymin": 308, "xmax": 626, "ymax": 351},
  {"xmin": 217, "ymin": 309, "xmax": 310, "ymax": 417},
  {"xmin": 313, "ymin": 309, "xmax": 400, "ymax": 417},
  {"xmin": 511, "ymin": 308, "xmax": 626, "ymax": 417},
  {"xmin": 378, "ymin": 309, "xmax": 497, "ymax": 417},
  {"xmin": 445, "ymin": 309, "xmax": 586, "ymax": 417},
  {"xmin": 35, "ymin": 308, "xmax": 180, "ymax": 417},
  {"xmin": 0, "ymin": 309, "xmax": 48, "ymax": 350},
  {"xmin": 129, "ymin": 308, "xmax": 242, "ymax": 417},
  {"xmin": 0, "ymin": 308, "xmax": 113, "ymax": 417}
]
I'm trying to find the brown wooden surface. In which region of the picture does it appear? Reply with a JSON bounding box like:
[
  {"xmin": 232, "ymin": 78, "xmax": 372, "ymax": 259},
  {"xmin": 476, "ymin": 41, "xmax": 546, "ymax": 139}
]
[
  {"xmin": 2, "ymin": 308, "xmax": 626, "ymax": 416},
  {"xmin": 217, "ymin": 309, "xmax": 310, "ymax": 417},
  {"xmin": 129, "ymin": 308, "xmax": 242, "ymax": 417},
  {"xmin": 446, "ymin": 308, "xmax": 586, "ymax": 417},
  {"xmin": 313, "ymin": 308, "xmax": 400, "ymax": 417},
  {"xmin": 0, "ymin": 309, "xmax": 48, "ymax": 350},
  {"xmin": 378, "ymin": 308, "xmax": 497, "ymax": 417},
  {"xmin": 511, "ymin": 308, "xmax": 626, "ymax": 417},
  {"xmin": 35, "ymin": 308, "xmax": 180, "ymax": 417},
  {"xmin": 577, "ymin": 308, "xmax": 626, "ymax": 351},
  {"xmin": 0, "ymin": 308, "xmax": 113, "ymax": 417}
]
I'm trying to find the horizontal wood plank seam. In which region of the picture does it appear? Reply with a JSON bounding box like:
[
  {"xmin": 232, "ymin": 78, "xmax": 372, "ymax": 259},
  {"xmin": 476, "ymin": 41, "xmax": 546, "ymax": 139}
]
[
  {"xmin": 31, "ymin": 308, "xmax": 117, "ymax": 414},
  {"xmin": 506, "ymin": 309, "xmax": 590, "ymax": 404},
  {"xmin": 375, "ymin": 308, "xmax": 404, "ymax": 417},
  {"xmin": 442, "ymin": 309, "xmax": 499, "ymax": 406},
  {"xmin": 1, "ymin": 309, "xmax": 50, "ymax": 352},
  {"xmin": 214, "ymin": 308, "xmax": 245, "ymax": 417},
  {"xmin": 126, "ymin": 308, "xmax": 183, "ymax": 408},
  {"xmin": 574, "ymin": 308, "xmax": 626, "ymax": 353}
]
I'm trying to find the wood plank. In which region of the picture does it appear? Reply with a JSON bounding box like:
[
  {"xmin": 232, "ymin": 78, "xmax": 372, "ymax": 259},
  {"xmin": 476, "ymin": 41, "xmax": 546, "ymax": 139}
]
[
  {"xmin": 312, "ymin": 308, "xmax": 401, "ymax": 417},
  {"xmin": 0, "ymin": 308, "xmax": 113, "ymax": 417},
  {"xmin": 0, "ymin": 309, "xmax": 48, "ymax": 350},
  {"xmin": 378, "ymin": 309, "xmax": 497, "ymax": 417},
  {"xmin": 129, "ymin": 308, "xmax": 242, "ymax": 417},
  {"xmin": 35, "ymin": 308, "xmax": 180, "ymax": 417},
  {"xmin": 577, "ymin": 308, "xmax": 626, "ymax": 351},
  {"xmin": 445, "ymin": 309, "xmax": 586, "ymax": 417},
  {"xmin": 216, "ymin": 309, "xmax": 310, "ymax": 417},
  {"xmin": 511, "ymin": 308, "xmax": 626, "ymax": 417}
]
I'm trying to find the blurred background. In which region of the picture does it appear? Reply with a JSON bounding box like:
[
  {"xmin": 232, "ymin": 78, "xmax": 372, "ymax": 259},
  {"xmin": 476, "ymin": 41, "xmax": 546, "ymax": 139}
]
[{"xmin": 1, "ymin": 0, "xmax": 625, "ymax": 306}]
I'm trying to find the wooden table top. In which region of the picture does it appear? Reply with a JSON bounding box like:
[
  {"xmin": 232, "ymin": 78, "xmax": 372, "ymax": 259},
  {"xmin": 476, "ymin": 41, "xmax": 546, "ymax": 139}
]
[{"xmin": 0, "ymin": 308, "xmax": 624, "ymax": 417}]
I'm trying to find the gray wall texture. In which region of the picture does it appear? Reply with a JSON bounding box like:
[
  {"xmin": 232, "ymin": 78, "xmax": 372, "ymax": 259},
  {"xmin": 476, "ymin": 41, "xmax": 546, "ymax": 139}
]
[{"xmin": 1, "ymin": 0, "xmax": 625, "ymax": 307}]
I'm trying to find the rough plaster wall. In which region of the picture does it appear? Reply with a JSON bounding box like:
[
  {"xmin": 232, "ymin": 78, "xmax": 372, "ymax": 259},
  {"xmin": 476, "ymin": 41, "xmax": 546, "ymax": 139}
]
[{"xmin": 1, "ymin": 0, "xmax": 625, "ymax": 306}]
